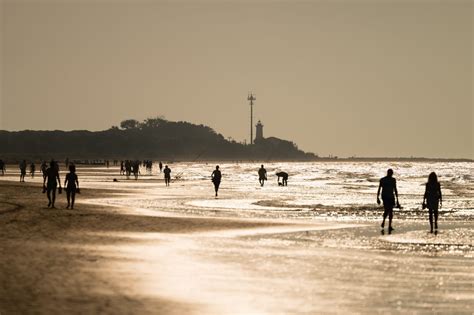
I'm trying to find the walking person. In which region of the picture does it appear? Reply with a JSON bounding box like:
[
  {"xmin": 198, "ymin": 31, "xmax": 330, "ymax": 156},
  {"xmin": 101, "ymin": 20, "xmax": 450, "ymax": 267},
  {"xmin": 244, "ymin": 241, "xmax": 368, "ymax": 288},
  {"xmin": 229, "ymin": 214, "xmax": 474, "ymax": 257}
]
[
  {"xmin": 211, "ymin": 165, "xmax": 222, "ymax": 197},
  {"xmin": 163, "ymin": 165, "xmax": 171, "ymax": 186},
  {"xmin": 258, "ymin": 165, "xmax": 267, "ymax": 187},
  {"xmin": 120, "ymin": 161, "xmax": 125, "ymax": 175},
  {"xmin": 43, "ymin": 160, "xmax": 62, "ymax": 208},
  {"xmin": 30, "ymin": 162, "xmax": 36, "ymax": 178},
  {"xmin": 64, "ymin": 164, "xmax": 79, "ymax": 209},
  {"xmin": 125, "ymin": 160, "xmax": 131, "ymax": 179},
  {"xmin": 19, "ymin": 160, "xmax": 27, "ymax": 182},
  {"xmin": 0, "ymin": 159, "xmax": 5, "ymax": 175},
  {"xmin": 422, "ymin": 172, "xmax": 442, "ymax": 233},
  {"xmin": 377, "ymin": 169, "xmax": 400, "ymax": 233},
  {"xmin": 41, "ymin": 161, "xmax": 48, "ymax": 176},
  {"xmin": 159, "ymin": 161, "xmax": 163, "ymax": 173},
  {"xmin": 132, "ymin": 160, "xmax": 140, "ymax": 180}
]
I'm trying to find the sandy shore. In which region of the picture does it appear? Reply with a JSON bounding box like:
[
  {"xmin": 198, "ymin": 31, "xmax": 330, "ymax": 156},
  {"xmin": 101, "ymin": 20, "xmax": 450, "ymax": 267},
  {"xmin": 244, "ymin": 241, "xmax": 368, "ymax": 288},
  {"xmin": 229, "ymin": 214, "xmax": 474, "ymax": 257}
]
[
  {"xmin": 1, "ymin": 166, "xmax": 472, "ymax": 314},
  {"xmin": 0, "ymin": 180, "xmax": 307, "ymax": 314}
]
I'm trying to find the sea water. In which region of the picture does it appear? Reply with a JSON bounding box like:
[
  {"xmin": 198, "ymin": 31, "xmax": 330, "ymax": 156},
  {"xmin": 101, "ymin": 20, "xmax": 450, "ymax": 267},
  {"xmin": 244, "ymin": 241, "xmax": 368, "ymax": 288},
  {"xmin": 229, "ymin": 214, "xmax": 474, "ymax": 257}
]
[
  {"xmin": 90, "ymin": 161, "xmax": 474, "ymax": 313},
  {"xmin": 85, "ymin": 161, "xmax": 473, "ymax": 221}
]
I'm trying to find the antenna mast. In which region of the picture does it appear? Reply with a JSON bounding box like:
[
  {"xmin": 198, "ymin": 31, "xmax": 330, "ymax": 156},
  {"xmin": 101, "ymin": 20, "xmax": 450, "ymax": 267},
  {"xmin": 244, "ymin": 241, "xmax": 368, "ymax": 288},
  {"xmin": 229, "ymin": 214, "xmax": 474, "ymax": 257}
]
[{"xmin": 247, "ymin": 92, "xmax": 256, "ymax": 145}]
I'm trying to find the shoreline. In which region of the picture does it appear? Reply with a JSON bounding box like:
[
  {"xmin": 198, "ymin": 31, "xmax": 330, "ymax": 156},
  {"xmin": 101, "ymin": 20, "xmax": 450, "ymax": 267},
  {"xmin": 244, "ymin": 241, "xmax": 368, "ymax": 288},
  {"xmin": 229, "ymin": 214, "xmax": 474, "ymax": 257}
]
[
  {"xmin": 0, "ymin": 180, "xmax": 315, "ymax": 314},
  {"xmin": 0, "ymin": 170, "xmax": 472, "ymax": 314}
]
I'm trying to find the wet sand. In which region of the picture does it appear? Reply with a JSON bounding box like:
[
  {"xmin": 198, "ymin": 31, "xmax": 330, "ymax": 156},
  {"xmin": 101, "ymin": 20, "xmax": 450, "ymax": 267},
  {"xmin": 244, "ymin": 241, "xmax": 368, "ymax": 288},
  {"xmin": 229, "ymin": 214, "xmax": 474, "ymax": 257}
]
[
  {"xmin": 0, "ymin": 180, "xmax": 307, "ymax": 314},
  {"xmin": 0, "ymin": 164, "xmax": 473, "ymax": 314}
]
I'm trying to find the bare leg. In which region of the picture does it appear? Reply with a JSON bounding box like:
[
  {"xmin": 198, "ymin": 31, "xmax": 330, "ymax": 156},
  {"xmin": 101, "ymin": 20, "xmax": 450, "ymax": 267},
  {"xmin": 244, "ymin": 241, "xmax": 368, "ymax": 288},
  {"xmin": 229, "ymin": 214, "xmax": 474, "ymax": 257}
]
[
  {"xmin": 66, "ymin": 190, "xmax": 71, "ymax": 208},
  {"xmin": 51, "ymin": 189, "xmax": 57, "ymax": 208},
  {"xmin": 47, "ymin": 189, "xmax": 52, "ymax": 207},
  {"xmin": 388, "ymin": 209, "xmax": 393, "ymax": 231},
  {"xmin": 381, "ymin": 208, "xmax": 388, "ymax": 228},
  {"xmin": 428, "ymin": 209, "xmax": 434, "ymax": 232},
  {"xmin": 71, "ymin": 191, "xmax": 76, "ymax": 209}
]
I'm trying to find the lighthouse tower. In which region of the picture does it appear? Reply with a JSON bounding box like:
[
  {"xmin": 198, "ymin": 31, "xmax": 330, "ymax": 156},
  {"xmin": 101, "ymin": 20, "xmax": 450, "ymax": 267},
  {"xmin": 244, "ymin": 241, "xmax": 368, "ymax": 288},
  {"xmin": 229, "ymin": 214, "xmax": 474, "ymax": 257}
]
[{"xmin": 255, "ymin": 120, "xmax": 264, "ymax": 143}]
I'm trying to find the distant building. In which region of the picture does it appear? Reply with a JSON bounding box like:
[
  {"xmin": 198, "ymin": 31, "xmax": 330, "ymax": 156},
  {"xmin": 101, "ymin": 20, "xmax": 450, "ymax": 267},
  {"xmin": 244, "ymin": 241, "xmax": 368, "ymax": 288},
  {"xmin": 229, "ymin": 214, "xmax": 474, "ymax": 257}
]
[{"xmin": 255, "ymin": 120, "xmax": 264, "ymax": 142}]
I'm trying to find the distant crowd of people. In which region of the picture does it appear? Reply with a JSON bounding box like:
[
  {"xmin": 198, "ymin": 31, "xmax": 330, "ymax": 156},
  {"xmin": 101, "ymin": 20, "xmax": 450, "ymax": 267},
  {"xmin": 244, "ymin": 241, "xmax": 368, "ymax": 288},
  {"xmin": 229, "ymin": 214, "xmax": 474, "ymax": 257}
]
[{"xmin": 0, "ymin": 159, "xmax": 444, "ymax": 233}]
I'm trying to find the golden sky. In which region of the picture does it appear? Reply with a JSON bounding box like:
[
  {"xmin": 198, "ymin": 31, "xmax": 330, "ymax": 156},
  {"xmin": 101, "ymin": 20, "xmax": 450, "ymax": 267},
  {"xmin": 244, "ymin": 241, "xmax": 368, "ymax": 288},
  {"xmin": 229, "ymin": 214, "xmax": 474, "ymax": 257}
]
[{"xmin": 1, "ymin": 0, "xmax": 472, "ymax": 158}]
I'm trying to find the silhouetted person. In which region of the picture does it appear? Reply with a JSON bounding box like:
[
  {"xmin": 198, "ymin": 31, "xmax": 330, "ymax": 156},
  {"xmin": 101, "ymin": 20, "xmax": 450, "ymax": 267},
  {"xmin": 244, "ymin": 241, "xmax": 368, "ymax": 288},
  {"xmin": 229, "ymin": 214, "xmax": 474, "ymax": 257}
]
[
  {"xmin": 159, "ymin": 161, "xmax": 163, "ymax": 173},
  {"xmin": 276, "ymin": 172, "xmax": 288, "ymax": 186},
  {"xmin": 30, "ymin": 163, "xmax": 36, "ymax": 178},
  {"xmin": 146, "ymin": 160, "xmax": 153, "ymax": 174},
  {"xmin": 43, "ymin": 161, "xmax": 61, "ymax": 208},
  {"xmin": 19, "ymin": 160, "xmax": 27, "ymax": 182},
  {"xmin": 0, "ymin": 160, "xmax": 5, "ymax": 175},
  {"xmin": 120, "ymin": 161, "xmax": 125, "ymax": 175},
  {"xmin": 64, "ymin": 164, "xmax": 79, "ymax": 209},
  {"xmin": 41, "ymin": 161, "xmax": 48, "ymax": 176},
  {"xmin": 163, "ymin": 165, "xmax": 171, "ymax": 186},
  {"xmin": 106, "ymin": 160, "xmax": 110, "ymax": 168},
  {"xmin": 423, "ymin": 172, "xmax": 442, "ymax": 233},
  {"xmin": 132, "ymin": 160, "xmax": 140, "ymax": 180},
  {"xmin": 125, "ymin": 160, "xmax": 132, "ymax": 179},
  {"xmin": 211, "ymin": 165, "xmax": 222, "ymax": 197},
  {"xmin": 258, "ymin": 165, "xmax": 267, "ymax": 187},
  {"xmin": 65, "ymin": 157, "xmax": 69, "ymax": 168},
  {"xmin": 377, "ymin": 169, "xmax": 400, "ymax": 233}
]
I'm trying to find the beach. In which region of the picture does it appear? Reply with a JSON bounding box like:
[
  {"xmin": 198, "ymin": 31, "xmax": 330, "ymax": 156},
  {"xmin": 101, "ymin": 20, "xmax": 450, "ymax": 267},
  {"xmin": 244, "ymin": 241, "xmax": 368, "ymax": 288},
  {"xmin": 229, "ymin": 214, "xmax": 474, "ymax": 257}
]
[{"xmin": 0, "ymin": 162, "xmax": 472, "ymax": 314}]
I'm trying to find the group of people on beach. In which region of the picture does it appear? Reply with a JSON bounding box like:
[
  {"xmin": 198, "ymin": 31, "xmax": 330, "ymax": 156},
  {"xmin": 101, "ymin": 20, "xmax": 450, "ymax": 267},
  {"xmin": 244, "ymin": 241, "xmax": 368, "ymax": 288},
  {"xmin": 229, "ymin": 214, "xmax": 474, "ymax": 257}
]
[
  {"xmin": 3, "ymin": 160, "xmax": 53, "ymax": 182},
  {"xmin": 376, "ymin": 168, "xmax": 442, "ymax": 234},
  {"xmin": 235, "ymin": 165, "xmax": 442, "ymax": 233},
  {"xmin": 2, "ymin": 158, "xmax": 444, "ymax": 232},
  {"xmin": 41, "ymin": 160, "xmax": 80, "ymax": 209},
  {"xmin": 257, "ymin": 165, "xmax": 289, "ymax": 187},
  {"xmin": 18, "ymin": 160, "xmax": 41, "ymax": 182},
  {"xmin": 119, "ymin": 160, "xmax": 165, "ymax": 180}
]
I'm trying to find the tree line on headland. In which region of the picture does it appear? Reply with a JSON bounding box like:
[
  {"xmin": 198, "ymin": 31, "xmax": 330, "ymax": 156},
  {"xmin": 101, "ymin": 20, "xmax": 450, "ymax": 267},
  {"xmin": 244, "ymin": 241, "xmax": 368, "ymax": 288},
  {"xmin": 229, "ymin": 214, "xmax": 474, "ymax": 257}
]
[{"xmin": 0, "ymin": 117, "xmax": 316, "ymax": 161}]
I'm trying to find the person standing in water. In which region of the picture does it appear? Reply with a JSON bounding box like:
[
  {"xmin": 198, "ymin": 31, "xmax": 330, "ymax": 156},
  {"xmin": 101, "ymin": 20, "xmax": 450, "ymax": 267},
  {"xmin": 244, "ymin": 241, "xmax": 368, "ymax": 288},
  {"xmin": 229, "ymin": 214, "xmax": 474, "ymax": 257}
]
[
  {"xmin": 377, "ymin": 169, "xmax": 400, "ymax": 232},
  {"xmin": 64, "ymin": 164, "xmax": 79, "ymax": 209},
  {"xmin": 211, "ymin": 165, "xmax": 222, "ymax": 197},
  {"xmin": 19, "ymin": 160, "xmax": 27, "ymax": 182},
  {"xmin": 43, "ymin": 161, "xmax": 61, "ymax": 208},
  {"xmin": 163, "ymin": 165, "xmax": 171, "ymax": 186},
  {"xmin": 258, "ymin": 165, "xmax": 267, "ymax": 187},
  {"xmin": 422, "ymin": 172, "xmax": 442, "ymax": 233}
]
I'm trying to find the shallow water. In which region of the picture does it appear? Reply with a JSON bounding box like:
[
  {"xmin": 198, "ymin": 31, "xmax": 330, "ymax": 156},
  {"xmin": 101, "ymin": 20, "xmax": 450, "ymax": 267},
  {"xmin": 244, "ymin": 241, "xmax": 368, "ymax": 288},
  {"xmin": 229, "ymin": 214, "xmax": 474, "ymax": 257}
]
[
  {"xmin": 2, "ymin": 161, "xmax": 473, "ymax": 313},
  {"xmin": 71, "ymin": 161, "xmax": 474, "ymax": 222}
]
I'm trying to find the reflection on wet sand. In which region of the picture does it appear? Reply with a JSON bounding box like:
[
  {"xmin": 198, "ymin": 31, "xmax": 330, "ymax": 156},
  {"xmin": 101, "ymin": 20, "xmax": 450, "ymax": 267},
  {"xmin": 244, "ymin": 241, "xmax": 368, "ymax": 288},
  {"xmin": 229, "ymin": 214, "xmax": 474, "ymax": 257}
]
[{"xmin": 0, "ymin": 161, "xmax": 472, "ymax": 314}]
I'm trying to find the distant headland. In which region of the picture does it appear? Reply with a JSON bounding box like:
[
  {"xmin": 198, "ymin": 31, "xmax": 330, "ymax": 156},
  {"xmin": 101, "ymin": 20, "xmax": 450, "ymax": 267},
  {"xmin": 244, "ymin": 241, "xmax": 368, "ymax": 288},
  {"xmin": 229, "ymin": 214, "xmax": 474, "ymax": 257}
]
[
  {"xmin": 0, "ymin": 117, "xmax": 471, "ymax": 162},
  {"xmin": 0, "ymin": 117, "xmax": 316, "ymax": 161}
]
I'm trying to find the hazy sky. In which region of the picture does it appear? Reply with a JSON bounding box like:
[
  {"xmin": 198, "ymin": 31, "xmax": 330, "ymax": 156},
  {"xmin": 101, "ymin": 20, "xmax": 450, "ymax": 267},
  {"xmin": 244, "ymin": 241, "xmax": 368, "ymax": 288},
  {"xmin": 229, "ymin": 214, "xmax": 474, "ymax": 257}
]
[{"xmin": 1, "ymin": 0, "xmax": 472, "ymax": 158}]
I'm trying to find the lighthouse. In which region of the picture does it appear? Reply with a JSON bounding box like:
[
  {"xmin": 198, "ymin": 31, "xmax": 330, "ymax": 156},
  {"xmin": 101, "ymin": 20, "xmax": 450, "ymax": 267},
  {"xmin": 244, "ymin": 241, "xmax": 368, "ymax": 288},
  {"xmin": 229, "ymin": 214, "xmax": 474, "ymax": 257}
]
[{"xmin": 255, "ymin": 120, "xmax": 264, "ymax": 143}]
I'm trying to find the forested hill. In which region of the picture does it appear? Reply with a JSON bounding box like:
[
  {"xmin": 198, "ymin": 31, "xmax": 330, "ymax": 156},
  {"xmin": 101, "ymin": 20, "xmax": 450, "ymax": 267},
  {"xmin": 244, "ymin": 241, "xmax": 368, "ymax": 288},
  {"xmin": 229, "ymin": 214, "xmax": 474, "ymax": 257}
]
[{"xmin": 0, "ymin": 117, "xmax": 316, "ymax": 161}]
